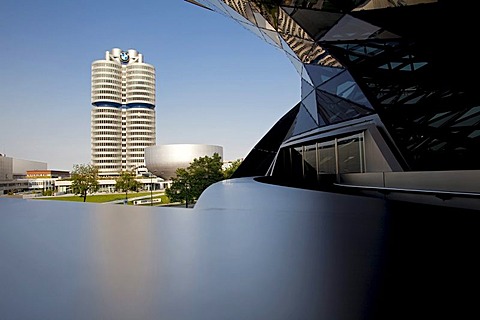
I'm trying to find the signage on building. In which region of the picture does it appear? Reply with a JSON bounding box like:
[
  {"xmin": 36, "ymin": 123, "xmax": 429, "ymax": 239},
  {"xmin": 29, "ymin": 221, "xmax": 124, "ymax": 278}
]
[{"xmin": 120, "ymin": 51, "xmax": 129, "ymax": 63}]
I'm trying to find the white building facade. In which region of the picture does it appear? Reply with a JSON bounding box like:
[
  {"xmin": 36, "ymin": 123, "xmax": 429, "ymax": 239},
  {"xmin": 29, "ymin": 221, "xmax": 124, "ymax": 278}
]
[
  {"xmin": 0, "ymin": 154, "xmax": 46, "ymax": 194},
  {"xmin": 91, "ymin": 48, "xmax": 156, "ymax": 177}
]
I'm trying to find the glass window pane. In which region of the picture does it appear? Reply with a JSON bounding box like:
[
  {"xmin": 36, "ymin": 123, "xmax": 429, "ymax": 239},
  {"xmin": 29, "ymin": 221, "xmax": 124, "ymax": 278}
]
[
  {"xmin": 337, "ymin": 135, "xmax": 364, "ymax": 173},
  {"xmin": 303, "ymin": 144, "xmax": 316, "ymax": 169},
  {"xmin": 292, "ymin": 147, "xmax": 304, "ymax": 179},
  {"xmin": 318, "ymin": 142, "xmax": 336, "ymax": 174},
  {"xmin": 303, "ymin": 144, "xmax": 317, "ymax": 182}
]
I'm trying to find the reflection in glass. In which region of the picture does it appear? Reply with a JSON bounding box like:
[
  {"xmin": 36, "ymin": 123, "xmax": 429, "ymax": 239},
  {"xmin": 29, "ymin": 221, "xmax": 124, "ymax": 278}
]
[
  {"xmin": 322, "ymin": 14, "xmax": 382, "ymax": 42},
  {"xmin": 452, "ymin": 106, "xmax": 480, "ymax": 127},
  {"xmin": 318, "ymin": 71, "xmax": 372, "ymax": 108},
  {"xmin": 318, "ymin": 141, "xmax": 336, "ymax": 174},
  {"xmin": 291, "ymin": 104, "xmax": 319, "ymax": 136},
  {"xmin": 303, "ymin": 144, "xmax": 318, "ymax": 182},
  {"xmin": 302, "ymin": 89, "xmax": 318, "ymax": 124},
  {"xmin": 305, "ymin": 64, "xmax": 344, "ymax": 88},
  {"xmin": 273, "ymin": 133, "xmax": 365, "ymax": 186},
  {"xmin": 238, "ymin": 21, "xmax": 267, "ymax": 42},
  {"xmin": 301, "ymin": 78, "xmax": 314, "ymax": 100},
  {"xmin": 337, "ymin": 135, "xmax": 365, "ymax": 173},
  {"xmin": 316, "ymin": 90, "xmax": 373, "ymax": 125},
  {"xmin": 261, "ymin": 28, "xmax": 282, "ymax": 47}
]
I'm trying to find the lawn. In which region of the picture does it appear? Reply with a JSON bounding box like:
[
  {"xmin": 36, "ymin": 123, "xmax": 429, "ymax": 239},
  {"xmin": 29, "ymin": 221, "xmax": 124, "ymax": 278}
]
[{"xmin": 34, "ymin": 192, "xmax": 169, "ymax": 204}]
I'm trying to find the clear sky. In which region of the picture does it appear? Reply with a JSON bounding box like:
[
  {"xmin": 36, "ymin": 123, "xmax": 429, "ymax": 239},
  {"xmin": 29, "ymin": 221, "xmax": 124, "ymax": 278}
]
[{"xmin": 0, "ymin": 0, "xmax": 300, "ymax": 171}]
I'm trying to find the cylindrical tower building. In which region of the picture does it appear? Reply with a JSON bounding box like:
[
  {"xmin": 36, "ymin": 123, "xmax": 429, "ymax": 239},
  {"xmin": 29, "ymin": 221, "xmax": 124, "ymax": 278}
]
[{"xmin": 91, "ymin": 48, "xmax": 156, "ymax": 177}]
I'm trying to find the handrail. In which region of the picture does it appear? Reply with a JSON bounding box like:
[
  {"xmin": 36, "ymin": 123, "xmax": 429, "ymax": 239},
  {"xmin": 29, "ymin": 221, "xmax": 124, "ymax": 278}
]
[{"xmin": 333, "ymin": 183, "xmax": 480, "ymax": 199}]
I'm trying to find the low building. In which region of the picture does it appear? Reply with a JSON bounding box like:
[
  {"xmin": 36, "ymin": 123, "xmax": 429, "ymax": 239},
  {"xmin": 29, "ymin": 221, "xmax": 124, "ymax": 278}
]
[
  {"xmin": 27, "ymin": 170, "xmax": 71, "ymax": 193},
  {"xmin": 55, "ymin": 176, "xmax": 167, "ymax": 195},
  {"xmin": 0, "ymin": 154, "xmax": 32, "ymax": 194}
]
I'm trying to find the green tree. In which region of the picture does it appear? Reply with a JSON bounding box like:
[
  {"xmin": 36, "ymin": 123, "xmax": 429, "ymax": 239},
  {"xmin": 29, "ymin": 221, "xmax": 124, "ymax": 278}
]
[
  {"xmin": 71, "ymin": 164, "xmax": 99, "ymax": 202},
  {"xmin": 223, "ymin": 158, "xmax": 243, "ymax": 179},
  {"xmin": 165, "ymin": 168, "xmax": 192, "ymax": 207},
  {"xmin": 189, "ymin": 153, "xmax": 224, "ymax": 197},
  {"xmin": 165, "ymin": 153, "xmax": 224, "ymax": 207},
  {"xmin": 115, "ymin": 170, "xmax": 141, "ymax": 203}
]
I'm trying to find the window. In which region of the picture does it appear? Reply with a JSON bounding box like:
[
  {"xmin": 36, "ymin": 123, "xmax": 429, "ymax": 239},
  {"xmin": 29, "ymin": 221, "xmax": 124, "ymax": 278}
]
[{"xmin": 273, "ymin": 132, "xmax": 365, "ymax": 185}]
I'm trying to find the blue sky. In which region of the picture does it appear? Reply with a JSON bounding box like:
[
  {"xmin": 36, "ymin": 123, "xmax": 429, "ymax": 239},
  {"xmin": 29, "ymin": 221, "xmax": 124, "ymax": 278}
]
[{"xmin": 0, "ymin": 0, "xmax": 300, "ymax": 171}]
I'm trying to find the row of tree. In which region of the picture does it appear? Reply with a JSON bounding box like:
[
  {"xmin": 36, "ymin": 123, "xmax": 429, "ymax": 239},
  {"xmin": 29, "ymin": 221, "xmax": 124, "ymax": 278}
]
[{"xmin": 70, "ymin": 154, "xmax": 242, "ymax": 205}]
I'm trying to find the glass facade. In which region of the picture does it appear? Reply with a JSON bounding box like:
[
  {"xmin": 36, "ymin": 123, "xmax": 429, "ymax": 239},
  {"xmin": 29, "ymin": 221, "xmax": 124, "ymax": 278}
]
[
  {"xmin": 272, "ymin": 133, "xmax": 365, "ymax": 184},
  {"xmin": 188, "ymin": 0, "xmax": 480, "ymax": 182}
]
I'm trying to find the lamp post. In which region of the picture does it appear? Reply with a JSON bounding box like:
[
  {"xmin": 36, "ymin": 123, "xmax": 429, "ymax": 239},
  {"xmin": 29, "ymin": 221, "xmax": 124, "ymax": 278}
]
[
  {"xmin": 150, "ymin": 173, "xmax": 153, "ymax": 206},
  {"xmin": 184, "ymin": 180, "xmax": 190, "ymax": 208},
  {"xmin": 142, "ymin": 172, "xmax": 154, "ymax": 206}
]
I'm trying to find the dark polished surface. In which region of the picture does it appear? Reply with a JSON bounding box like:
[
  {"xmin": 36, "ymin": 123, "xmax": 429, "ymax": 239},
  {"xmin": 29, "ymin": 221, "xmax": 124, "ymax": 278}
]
[{"xmin": 1, "ymin": 178, "xmax": 479, "ymax": 319}]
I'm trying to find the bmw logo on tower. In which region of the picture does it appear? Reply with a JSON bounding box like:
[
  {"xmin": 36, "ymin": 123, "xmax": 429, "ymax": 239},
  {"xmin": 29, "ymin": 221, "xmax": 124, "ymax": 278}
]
[{"xmin": 120, "ymin": 51, "xmax": 129, "ymax": 63}]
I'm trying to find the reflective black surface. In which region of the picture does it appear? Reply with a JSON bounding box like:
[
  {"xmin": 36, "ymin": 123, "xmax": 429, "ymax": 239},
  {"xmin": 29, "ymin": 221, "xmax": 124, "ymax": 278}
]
[{"xmin": 1, "ymin": 181, "xmax": 479, "ymax": 319}]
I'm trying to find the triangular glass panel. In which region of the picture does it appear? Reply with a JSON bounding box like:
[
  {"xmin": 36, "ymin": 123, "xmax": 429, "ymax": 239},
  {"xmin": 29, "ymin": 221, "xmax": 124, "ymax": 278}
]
[
  {"xmin": 283, "ymin": 118, "xmax": 298, "ymax": 141},
  {"xmin": 301, "ymin": 65, "xmax": 313, "ymax": 86},
  {"xmin": 281, "ymin": 37, "xmax": 299, "ymax": 59},
  {"xmin": 351, "ymin": 45, "xmax": 367, "ymax": 55},
  {"xmin": 281, "ymin": 5, "xmax": 294, "ymax": 15},
  {"xmin": 333, "ymin": 43, "xmax": 350, "ymax": 49},
  {"xmin": 364, "ymin": 46, "xmax": 383, "ymax": 56},
  {"xmin": 280, "ymin": 6, "xmax": 343, "ymax": 41},
  {"xmin": 397, "ymin": 88, "xmax": 418, "ymax": 103},
  {"xmin": 290, "ymin": 104, "xmax": 319, "ymax": 137},
  {"xmin": 228, "ymin": 1, "xmax": 257, "ymax": 22},
  {"xmin": 316, "ymin": 89, "xmax": 374, "ymax": 124},
  {"xmin": 391, "ymin": 62, "xmax": 403, "ymax": 69},
  {"xmin": 378, "ymin": 63, "xmax": 390, "ymax": 70},
  {"xmin": 220, "ymin": 1, "xmax": 255, "ymax": 25},
  {"xmin": 259, "ymin": 28, "xmax": 282, "ymax": 48},
  {"xmin": 348, "ymin": 54, "xmax": 362, "ymax": 62},
  {"xmin": 282, "ymin": 103, "xmax": 302, "ymax": 141},
  {"xmin": 468, "ymin": 130, "xmax": 480, "ymax": 138},
  {"xmin": 304, "ymin": 64, "xmax": 344, "ymax": 87},
  {"xmin": 404, "ymin": 93, "xmax": 426, "ymax": 105},
  {"xmin": 317, "ymin": 70, "xmax": 373, "ymax": 109},
  {"xmin": 301, "ymin": 78, "xmax": 315, "ymax": 100},
  {"xmin": 452, "ymin": 113, "xmax": 480, "ymax": 127},
  {"xmin": 455, "ymin": 106, "xmax": 480, "ymax": 122},
  {"xmin": 238, "ymin": 21, "xmax": 266, "ymax": 42},
  {"xmin": 184, "ymin": 0, "xmax": 214, "ymax": 11},
  {"xmin": 322, "ymin": 14, "xmax": 383, "ymax": 41},
  {"xmin": 428, "ymin": 112, "xmax": 457, "ymax": 128},
  {"xmin": 302, "ymin": 88, "xmax": 318, "ymax": 125},
  {"xmin": 412, "ymin": 62, "xmax": 428, "ymax": 70},
  {"xmin": 253, "ymin": 12, "xmax": 269, "ymax": 29},
  {"xmin": 224, "ymin": 0, "xmax": 257, "ymax": 25},
  {"xmin": 207, "ymin": 0, "xmax": 233, "ymax": 17},
  {"xmin": 283, "ymin": 50, "xmax": 303, "ymax": 77},
  {"xmin": 428, "ymin": 140, "xmax": 447, "ymax": 151},
  {"xmin": 279, "ymin": 34, "xmax": 316, "ymax": 62},
  {"xmin": 381, "ymin": 94, "xmax": 400, "ymax": 105}
]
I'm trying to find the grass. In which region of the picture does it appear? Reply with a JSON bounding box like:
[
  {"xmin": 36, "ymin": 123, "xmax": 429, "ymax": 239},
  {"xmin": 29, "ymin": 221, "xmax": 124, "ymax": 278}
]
[{"xmin": 34, "ymin": 191, "xmax": 170, "ymax": 205}]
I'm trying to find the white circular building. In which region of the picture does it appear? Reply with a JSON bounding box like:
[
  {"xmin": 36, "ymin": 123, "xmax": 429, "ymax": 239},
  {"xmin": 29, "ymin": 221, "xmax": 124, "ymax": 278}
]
[{"xmin": 145, "ymin": 144, "xmax": 223, "ymax": 180}]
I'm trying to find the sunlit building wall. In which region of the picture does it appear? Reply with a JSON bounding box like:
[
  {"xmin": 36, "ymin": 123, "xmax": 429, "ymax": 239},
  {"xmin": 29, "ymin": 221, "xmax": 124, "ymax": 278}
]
[
  {"xmin": 91, "ymin": 48, "xmax": 156, "ymax": 177},
  {"xmin": 12, "ymin": 158, "xmax": 48, "ymax": 179},
  {"xmin": 0, "ymin": 154, "xmax": 13, "ymax": 181}
]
